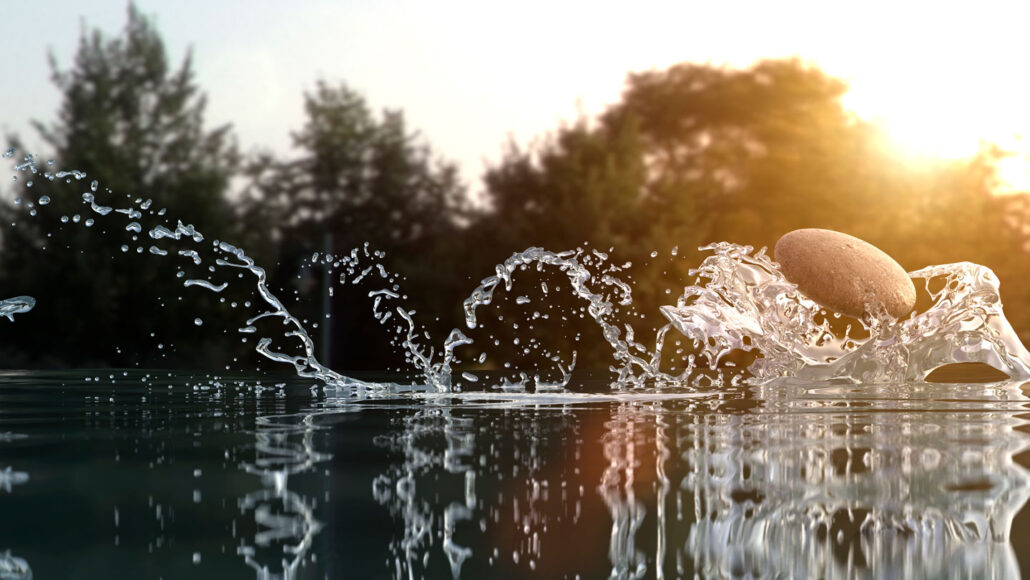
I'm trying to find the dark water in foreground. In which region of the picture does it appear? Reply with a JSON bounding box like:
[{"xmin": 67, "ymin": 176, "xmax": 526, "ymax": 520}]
[{"xmin": 2, "ymin": 370, "xmax": 1030, "ymax": 579}]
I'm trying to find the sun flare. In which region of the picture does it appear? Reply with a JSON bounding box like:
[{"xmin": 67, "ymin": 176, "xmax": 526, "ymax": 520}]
[{"xmin": 836, "ymin": 55, "xmax": 1030, "ymax": 194}]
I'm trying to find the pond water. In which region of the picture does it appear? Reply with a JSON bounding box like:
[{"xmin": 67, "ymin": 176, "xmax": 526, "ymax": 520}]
[{"xmin": 2, "ymin": 369, "xmax": 1030, "ymax": 579}]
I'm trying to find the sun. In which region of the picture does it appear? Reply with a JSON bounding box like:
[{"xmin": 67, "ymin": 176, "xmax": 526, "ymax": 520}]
[
  {"xmin": 842, "ymin": 84, "xmax": 984, "ymax": 160},
  {"xmin": 841, "ymin": 83, "xmax": 1030, "ymax": 193},
  {"xmin": 995, "ymin": 154, "xmax": 1030, "ymax": 195},
  {"xmin": 877, "ymin": 114, "xmax": 985, "ymax": 160}
]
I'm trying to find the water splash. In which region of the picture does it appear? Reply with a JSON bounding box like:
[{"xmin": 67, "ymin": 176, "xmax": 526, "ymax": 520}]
[
  {"xmin": 662, "ymin": 243, "xmax": 1030, "ymax": 384},
  {"xmin": 8, "ymin": 150, "xmax": 1030, "ymax": 390},
  {"xmin": 0, "ymin": 297, "xmax": 34, "ymax": 322},
  {"xmin": 7, "ymin": 151, "xmax": 395, "ymax": 390},
  {"xmin": 462, "ymin": 247, "xmax": 662, "ymax": 388},
  {"xmin": 0, "ymin": 550, "xmax": 31, "ymax": 580}
]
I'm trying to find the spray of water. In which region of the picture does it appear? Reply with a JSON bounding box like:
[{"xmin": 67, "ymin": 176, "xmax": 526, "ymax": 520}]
[
  {"xmin": 0, "ymin": 296, "xmax": 34, "ymax": 322},
  {"xmin": 662, "ymin": 243, "xmax": 1030, "ymax": 384},
  {"xmin": 6, "ymin": 149, "xmax": 1030, "ymax": 390}
]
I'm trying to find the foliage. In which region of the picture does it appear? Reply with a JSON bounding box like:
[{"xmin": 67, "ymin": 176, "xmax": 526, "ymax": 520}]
[
  {"xmin": 0, "ymin": 4, "xmax": 238, "ymax": 367},
  {"xmin": 241, "ymin": 81, "xmax": 469, "ymax": 369},
  {"xmin": 477, "ymin": 58, "xmax": 1030, "ymax": 367},
  {"xmin": 3, "ymin": 10, "xmax": 1029, "ymax": 374}
]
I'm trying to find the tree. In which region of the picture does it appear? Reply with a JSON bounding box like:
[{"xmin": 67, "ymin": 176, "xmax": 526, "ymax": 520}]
[
  {"xmin": 478, "ymin": 58, "xmax": 1030, "ymax": 370},
  {"xmin": 600, "ymin": 59, "xmax": 1022, "ymax": 270},
  {"xmin": 0, "ymin": 4, "xmax": 238, "ymax": 367},
  {"xmin": 242, "ymin": 81, "xmax": 469, "ymax": 370}
]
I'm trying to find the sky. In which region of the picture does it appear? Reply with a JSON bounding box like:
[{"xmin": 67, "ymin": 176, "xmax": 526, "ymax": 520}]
[{"xmin": 3, "ymin": 0, "xmax": 1030, "ymax": 192}]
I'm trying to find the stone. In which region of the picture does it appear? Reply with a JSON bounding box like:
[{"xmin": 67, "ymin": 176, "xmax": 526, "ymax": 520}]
[{"xmin": 774, "ymin": 228, "xmax": 916, "ymax": 319}]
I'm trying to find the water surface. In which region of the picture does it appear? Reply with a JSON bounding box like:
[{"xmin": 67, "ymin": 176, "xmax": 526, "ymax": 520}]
[{"xmin": 2, "ymin": 370, "xmax": 1029, "ymax": 578}]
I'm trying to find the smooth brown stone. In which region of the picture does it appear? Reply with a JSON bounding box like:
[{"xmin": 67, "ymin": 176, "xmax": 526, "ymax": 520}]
[{"xmin": 774, "ymin": 228, "xmax": 916, "ymax": 318}]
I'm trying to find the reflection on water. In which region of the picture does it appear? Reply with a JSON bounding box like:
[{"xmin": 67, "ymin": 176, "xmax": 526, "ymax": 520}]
[
  {"xmin": 0, "ymin": 550, "xmax": 31, "ymax": 580},
  {"xmin": 369, "ymin": 403, "xmax": 586, "ymax": 578},
  {"xmin": 688, "ymin": 382, "xmax": 1030, "ymax": 578},
  {"xmin": 0, "ymin": 420, "xmax": 31, "ymax": 580},
  {"xmin": 0, "ymin": 467, "xmax": 28, "ymax": 494},
  {"xmin": 364, "ymin": 381, "xmax": 1030, "ymax": 578},
  {"xmin": 1, "ymin": 373, "xmax": 1030, "ymax": 577},
  {"xmin": 237, "ymin": 412, "xmax": 330, "ymax": 578},
  {"xmin": 599, "ymin": 405, "xmax": 653, "ymax": 579},
  {"xmin": 371, "ymin": 408, "xmax": 478, "ymax": 578}
]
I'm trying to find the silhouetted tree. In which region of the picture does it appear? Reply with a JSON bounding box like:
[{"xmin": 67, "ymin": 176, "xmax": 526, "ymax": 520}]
[
  {"xmin": 242, "ymin": 81, "xmax": 469, "ymax": 370},
  {"xmin": 0, "ymin": 4, "xmax": 238, "ymax": 367}
]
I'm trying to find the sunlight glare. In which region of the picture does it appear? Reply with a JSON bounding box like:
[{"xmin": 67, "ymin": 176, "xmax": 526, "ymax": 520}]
[
  {"xmin": 843, "ymin": 81, "xmax": 1011, "ymax": 161},
  {"xmin": 839, "ymin": 69, "xmax": 1030, "ymax": 193},
  {"xmin": 996, "ymin": 155, "xmax": 1030, "ymax": 195}
]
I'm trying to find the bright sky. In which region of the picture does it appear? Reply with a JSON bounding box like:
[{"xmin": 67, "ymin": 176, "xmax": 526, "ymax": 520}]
[{"xmin": 3, "ymin": 0, "xmax": 1030, "ymax": 192}]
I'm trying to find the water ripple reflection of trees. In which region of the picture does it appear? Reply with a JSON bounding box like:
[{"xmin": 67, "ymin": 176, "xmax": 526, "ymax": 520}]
[{"xmin": 365, "ymin": 384, "xmax": 1030, "ymax": 578}]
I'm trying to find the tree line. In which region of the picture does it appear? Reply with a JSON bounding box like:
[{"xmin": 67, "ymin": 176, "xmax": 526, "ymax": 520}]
[{"xmin": 2, "ymin": 5, "xmax": 1028, "ymax": 376}]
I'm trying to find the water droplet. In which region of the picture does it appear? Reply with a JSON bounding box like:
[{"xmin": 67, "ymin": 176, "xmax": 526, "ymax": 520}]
[
  {"xmin": 194, "ymin": 318, "xmax": 203, "ymax": 326},
  {"xmin": 38, "ymin": 195, "xmax": 50, "ymax": 205}
]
